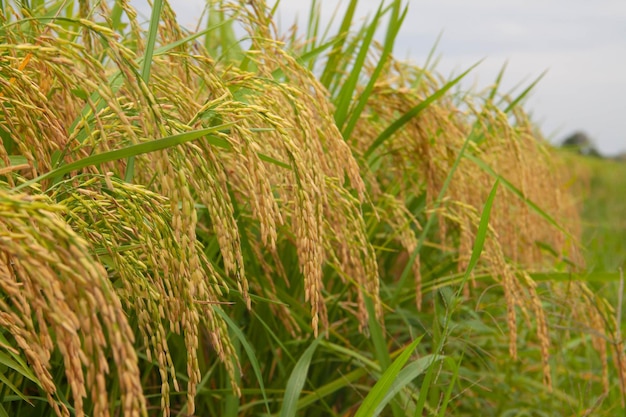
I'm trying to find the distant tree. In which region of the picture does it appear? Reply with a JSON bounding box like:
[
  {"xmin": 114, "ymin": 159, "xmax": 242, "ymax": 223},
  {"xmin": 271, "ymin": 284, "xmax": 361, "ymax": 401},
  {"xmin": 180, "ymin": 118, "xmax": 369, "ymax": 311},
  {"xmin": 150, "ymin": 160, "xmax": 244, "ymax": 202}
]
[{"xmin": 561, "ymin": 131, "xmax": 602, "ymax": 157}]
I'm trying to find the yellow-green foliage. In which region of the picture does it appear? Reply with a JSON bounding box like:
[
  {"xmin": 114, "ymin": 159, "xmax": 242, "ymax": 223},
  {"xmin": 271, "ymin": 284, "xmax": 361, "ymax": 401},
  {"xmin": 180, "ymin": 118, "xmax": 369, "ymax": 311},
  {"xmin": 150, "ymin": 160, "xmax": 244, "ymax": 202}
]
[{"xmin": 0, "ymin": 0, "xmax": 624, "ymax": 416}]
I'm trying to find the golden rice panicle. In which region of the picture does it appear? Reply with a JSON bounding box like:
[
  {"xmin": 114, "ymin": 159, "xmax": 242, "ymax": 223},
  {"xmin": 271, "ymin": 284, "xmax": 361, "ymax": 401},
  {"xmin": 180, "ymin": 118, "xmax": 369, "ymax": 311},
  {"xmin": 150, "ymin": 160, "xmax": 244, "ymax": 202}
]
[
  {"xmin": 0, "ymin": 191, "xmax": 146, "ymax": 417},
  {"xmin": 519, "ymin": 272, "xmax": 552, "ymax": 389},
  {"xmin": 323, "ymin": 180, "xmax": 382, "ymax": 330},
  {"xmin": 0, "ymin": 43, "xmax": 67, "ymax": 180},
  {"xmin": 54, "ymin": 174, "xmax": 240, "ymax": 413},
  {"xmin": 183, "ymin": 99, "xmax": 284, "ymax": 304},
  {"xmin": 146, "ymin": 50, "xmax": 276, "ymax": 309},
  {"xmin": 375, "ymin": 194, "xmax": 423, "ymax": 310},
  {"xmin": 553, "ymin": 280, "xmax": 626, "ymax": 396},
  {"xmin": 244, "ymin": 2, "xmax": 379, "ymax": 331},
  {"xmin": 179, "ymin": 0, "xmax": 379, "ymax": 334},
  {"xmin": 54, "ymin": 175, "xmax": 181, "ymax": 414},
  {"xmin": 0, "ymin": 5, "xmax": 160, "ymax": 184}
]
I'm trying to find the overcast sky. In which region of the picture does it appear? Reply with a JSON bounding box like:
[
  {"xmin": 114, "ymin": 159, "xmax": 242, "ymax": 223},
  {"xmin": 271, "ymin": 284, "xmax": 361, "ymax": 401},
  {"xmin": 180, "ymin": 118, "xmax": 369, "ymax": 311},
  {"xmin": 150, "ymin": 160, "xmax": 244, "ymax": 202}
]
[{"xmin": 161, "ymin": 0, "xmax": 626, "ymax": 155}]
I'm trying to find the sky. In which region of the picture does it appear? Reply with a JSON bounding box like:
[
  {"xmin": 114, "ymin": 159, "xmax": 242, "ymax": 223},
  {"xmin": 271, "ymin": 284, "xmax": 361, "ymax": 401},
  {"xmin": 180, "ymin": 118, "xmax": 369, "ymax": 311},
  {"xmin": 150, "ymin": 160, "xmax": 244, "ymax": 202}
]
[{"xmin": 154, "ymin": 0, "xmax": 626, "ymax": 156}]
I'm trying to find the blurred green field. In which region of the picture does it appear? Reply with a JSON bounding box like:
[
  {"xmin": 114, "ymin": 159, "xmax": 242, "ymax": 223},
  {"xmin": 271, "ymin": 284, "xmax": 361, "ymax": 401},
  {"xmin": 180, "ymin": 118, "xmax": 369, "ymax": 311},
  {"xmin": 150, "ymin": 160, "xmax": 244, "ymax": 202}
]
[{"xmin": 578, "ymin": 156, "xmax": 626, "ymax": 272}]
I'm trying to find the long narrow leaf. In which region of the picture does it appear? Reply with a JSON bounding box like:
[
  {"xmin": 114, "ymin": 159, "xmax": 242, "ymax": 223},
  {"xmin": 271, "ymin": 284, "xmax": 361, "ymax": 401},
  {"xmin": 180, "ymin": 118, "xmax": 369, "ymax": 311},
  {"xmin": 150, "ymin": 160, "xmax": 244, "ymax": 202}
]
[
  {"xmin": 364, "ymin": 61, "xmax": 481, "ymax": 160},
  {"xmin": 14, "ymin": 124, "xmax": 235, "ymax": 191},
  {"xmin": 464, "ymin": 178, "xmax": 500, "ymax": 277},
  {"xmin": 279, "ymin": 338, "xmax": 321, "ymax": 417},
  {"xmin": 215, "ymin": 307, "xmax": 271, "ymax": 416},
  {"xmin": 295, "ymin": 368, "xmax": 367, "ymax": 411},
  {"xmin": 366, "ymin": 296, "xmax": 390, "ymax": 369},
  {"xmin": 464, "ymin": 152, "xmax": 572, "ymax": 238},
  {"xmin": 503, "ymin": 69, "xmax": 547, "ymax": 113},
  {"xmin": 334, "ymin": 3, "xmax": 384, "ymax": 129},
  {"xmin": 126, "ymin": 0, "xmax": 163, "ymax": 181},
  {"xmin": 374, "ymin": 353, "xmax": 441, "ymax": 416},
  {"xmin": 354, "ymin": 337, "xmax": 422, "ymax": 417},
  {"xmin": 320, "ymin": 0, "xmax": 358, "ymax": 88},
  {"xmin": 0, "ymin": 371, "xmax": 32, "ymax": 405},
  {"xmin": 342, "ymin": 2, "xmax": 408, "ymax": 139}
]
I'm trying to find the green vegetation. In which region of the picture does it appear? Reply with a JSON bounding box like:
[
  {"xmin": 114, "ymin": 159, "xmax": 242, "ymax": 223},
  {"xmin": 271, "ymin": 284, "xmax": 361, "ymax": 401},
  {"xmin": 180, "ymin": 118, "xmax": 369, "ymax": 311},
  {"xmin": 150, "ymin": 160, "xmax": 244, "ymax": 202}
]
[
  {"xmin": 578, "ymin": 156, "xmax": 626, "ymax": 272},
  {"xmin": 0, "ymin": 0, "xmax": 624, "ymax": 416}
]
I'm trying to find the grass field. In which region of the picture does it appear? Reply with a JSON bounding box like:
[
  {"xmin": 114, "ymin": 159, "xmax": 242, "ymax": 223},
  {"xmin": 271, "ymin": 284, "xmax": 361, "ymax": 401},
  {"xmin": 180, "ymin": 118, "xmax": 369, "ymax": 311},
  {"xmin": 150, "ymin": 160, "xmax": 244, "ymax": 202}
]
[
  {"xmin": 0, "ymin": 1, "xmax": 625, "ymax": 416},
  {"xmin": 578, "ymin": 156, "xmax": 626, "ymax": 272}
]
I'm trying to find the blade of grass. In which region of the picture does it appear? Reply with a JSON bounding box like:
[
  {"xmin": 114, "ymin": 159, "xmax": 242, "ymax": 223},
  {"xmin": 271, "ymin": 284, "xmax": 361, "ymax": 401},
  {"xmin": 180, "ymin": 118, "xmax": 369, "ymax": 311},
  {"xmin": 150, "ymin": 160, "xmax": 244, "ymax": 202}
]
[
  {"xmin": 125, "ymin": 0, "xmax": 163, "ymax": 182},
  {"xmin": 364, "ymin": 61, "xmax": 481, "ymax": 161},
  {"xmin": 413, "ymin": 31, "xmax": 442, "ymax": 90},
  {"xmin": 502, "ymin": 69, "xmax": 547, "ymax": 114},
  {"xmin": 365, "ymin": 296, "xmax": 390, "ymax": 369},
  {"xmin": 354, "ymin": 337, "xmax": 422, "ymax": 417},
  {"xmin": 319, "ymin": 0, "xmax": 358, "ymax": 88},
  {"xmin": 462, "ymin": 178, "xmax": 499, "ymax": 281},
  {"xmin": 14, "ymin": 124, "xmax": 234, "ymax": 191},
  {"xmin": 110, "ymin": 0, "xmax": 124, "ymax": 34},
  {"xmin": 294, "ymin": 368, "xmax": 368, "ymax": 411},
  {"xmin": 437, "ymin": 355, "xmax": 462, "ymax": 417},
  {"xmin": 374, "ymin": 353, "xmax": 442, "ymax": 416},
  {"xmin": 488, "ymin": 61, "xmax": 508, "ymax": 101},
  {"xmin": 215, "ymin": 307, "xmax": 271, "ymax": 416},
  {"xmin": 141, "ymin": 0, "xmax": 163, "ymax": 78},
  {"xmin": 279, "ymin": 337, "xmax": 321, "ymax": 417},
  {"xmin": 416, "ymin": 178, "xmax": 500, "ymax": 417},
  {"xmin": 15, "ymin": 124, "xmax": 290, "ymax": 191},
  {"xmin": 342, "ymin": 1, "xmax": 408, "ymax": 139},
  {"xmin": 529, "ymin": 271, "xmax": 622, "ymax": 283},
  {"xmin": 334, "ymin": 3, "xmax": 384, "ymax": 129},
  {"xmin": 305, "ymin": 0, "xmax": 321, "ymax": 58},
  {"xmin": 464, "ymin": 152, "xmax": 573, "ymax": 239},
  {"xmin": 0, "ymin": 370, "xmax": 32, "ymax": 405},
  {"xmin": 320, "ymin": 341, "xmax": 379, "ymax": 370},
  {"xmin": 0, "ymin": 350, "xmax": 40, "ymax": 387},
  {"xmin": 365, "ymin": 295, "xmax": 405, "ymax": 417}
]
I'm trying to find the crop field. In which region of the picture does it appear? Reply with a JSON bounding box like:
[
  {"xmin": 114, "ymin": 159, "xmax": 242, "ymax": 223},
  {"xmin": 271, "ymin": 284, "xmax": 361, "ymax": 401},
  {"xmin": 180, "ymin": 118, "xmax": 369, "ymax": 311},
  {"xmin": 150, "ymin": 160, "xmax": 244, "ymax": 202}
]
[{"xmin": 0, "ymin": 1, "xmax": 625, "ymax": 416}]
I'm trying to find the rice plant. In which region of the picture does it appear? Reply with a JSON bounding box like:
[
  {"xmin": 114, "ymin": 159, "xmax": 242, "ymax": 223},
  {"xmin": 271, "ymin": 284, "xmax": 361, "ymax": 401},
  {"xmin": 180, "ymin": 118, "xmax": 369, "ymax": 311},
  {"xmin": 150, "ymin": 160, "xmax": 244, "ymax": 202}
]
[{"xmin": 0, "ymin": 0, "xmax": 624, "ymax": 416}]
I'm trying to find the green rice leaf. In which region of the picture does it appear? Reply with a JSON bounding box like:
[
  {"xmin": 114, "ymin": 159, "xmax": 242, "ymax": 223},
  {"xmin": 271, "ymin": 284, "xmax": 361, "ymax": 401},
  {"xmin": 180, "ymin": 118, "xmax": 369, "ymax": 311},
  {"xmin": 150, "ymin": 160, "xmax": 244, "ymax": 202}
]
[
  {"xmin": 279, "ymin": 338, "xmax": 321, "ymax": 417},
  {"xmin": 141, "ymin": 0, "xmax": 162, "ymax": 83},
  {"xmin": 364, "ymin": 61, "xmax": 480, "ymax": 161},
  {"xmin": 437, "ymin": 356, "xmax": 461, "ymax": 417},
  {"xmin": 465, "ymin": 178, "xmax": 499, "ymax": 277},
  {"xmin": 14, "ymin": 124, "xmax": 235, "ymax": 191},
  {"xmin": 334, "ymin": 3, "xmax": 384, "ymax": 128},
  {"xmin": 295, "ymin": 368, "xmax": 367, "ymax": 410},
  {"xmin": 354, "ymin": 337, "xmax": 422, "ymax": 417},
  {"xmin": 503, "ymin": 70, "xmax": 546, "ymax": 113},
  {"xmin": 126, "ymin": 0, "xmax": 163, "ymax": 182},
  {"xmin": 366, "ymin": 296, "xmax": 390, "ymax": 369},
  {"xmin": 215, "ymin": 307, "xmax": 271, "ymax": 416},
  {"xmin": 342, "ymin": 1, "xmax": 408, "ymax": 139},
  {"xmin": 374, "ymin": 353, "xmax": 441, "ymax": 416},
  {"xmin": 0, "ymin": 370, "xmax": 32, "ymax": 405},
  {"xmin": 464, "ymin": 152, "xmax": 573, "ymax": 239},
  {"xmin": 320, "ymin": 0, "xmax": 358, "ymax": 88}
]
